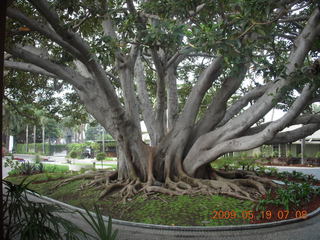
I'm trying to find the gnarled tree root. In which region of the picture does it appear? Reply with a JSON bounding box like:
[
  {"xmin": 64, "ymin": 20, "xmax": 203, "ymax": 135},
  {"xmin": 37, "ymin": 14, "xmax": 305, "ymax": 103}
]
[{"xmin": 53, "ymin": 170, "xmax": 279, "ymax": 203}]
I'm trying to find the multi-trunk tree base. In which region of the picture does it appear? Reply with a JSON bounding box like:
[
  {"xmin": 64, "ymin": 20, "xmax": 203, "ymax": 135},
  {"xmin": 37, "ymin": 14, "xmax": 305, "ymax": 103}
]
[{"xmin": 54, "ymin": 169, "xmax": 278, "ymax": 203}]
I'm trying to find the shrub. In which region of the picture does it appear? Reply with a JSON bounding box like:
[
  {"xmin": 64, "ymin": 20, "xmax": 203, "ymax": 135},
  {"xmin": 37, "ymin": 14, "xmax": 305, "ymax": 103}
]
[
  {"xmin": 255, "ymin": 166, "xmax": 268, "ymax": 175},
  {"xmin": 257, "ymin": 182, "xmax": 316, "ymax": 210},
  {"xmin": 15, "ymin": 143, "xmax": 52, "ymax": 155},
  {"xmin": 19, "ymin": 162, "xmax": 35, "ymax": 175},
  {"xmin": 18, "ymin": 162, "xmax": 45, "ymax": 175},
  {"xmin": 44, "ymin": 164, "xmax": 69, "ymax": 173},
  {"xmin": 79, "ymin": 205, "xmax": 118, "ymax": 240},
  {"xmin": 238, "ymin": 157, "xmax": 256, "ymax": 171},
  {"xmin": 96, "ymin": 152, "xmax": 107, "ymax": 161},
  {"xmin": 69, "ymin": 151, "xmax": 78, "ymax": 159},
  {"xmin": 3, "ymin": 179, "xmax": 88, "ymax": 240},
  {"xmin": 34, "ymin": 154, "xmax": 41, "ymax": 164},
  {"xmin": 211, "ymin": 156, "xmax": 237, "ymax": 170},
  {"xmin": 67, "ymin": 142, "xmax": 100, "ymax": 158},
  {"xmin": 35, "ymin": 163, "xmax": 45, "ymax": 173},
  {"xmin": 5, "ymin": 157, "xmax": 20, "ymax": 170},
  {"xmin": 6, "ymin": 158, "xmax": 45, "ymax": 176},
  {"xmin": 51, "ymin": 144, "xmax": 67, "ymax": 153}
]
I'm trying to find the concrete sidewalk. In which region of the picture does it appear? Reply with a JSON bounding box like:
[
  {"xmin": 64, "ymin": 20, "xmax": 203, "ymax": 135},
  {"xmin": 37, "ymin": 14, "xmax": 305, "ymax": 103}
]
[{"xmin": 266, "ymin": 165, "xmax": 320, "ymax": 180}]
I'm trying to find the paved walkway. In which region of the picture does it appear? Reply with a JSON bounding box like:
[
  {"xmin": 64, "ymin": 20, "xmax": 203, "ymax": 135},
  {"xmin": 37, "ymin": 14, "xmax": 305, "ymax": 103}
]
[{"xmin": 267, "ymin": 166, "xmax": 320, "ymax": 180}]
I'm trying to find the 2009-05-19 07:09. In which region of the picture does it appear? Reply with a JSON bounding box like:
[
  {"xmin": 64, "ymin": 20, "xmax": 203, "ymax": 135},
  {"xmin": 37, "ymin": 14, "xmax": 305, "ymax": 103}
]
[{"xmin": 211, "ymin": 210, "xmax": 308, "ymax": 220}]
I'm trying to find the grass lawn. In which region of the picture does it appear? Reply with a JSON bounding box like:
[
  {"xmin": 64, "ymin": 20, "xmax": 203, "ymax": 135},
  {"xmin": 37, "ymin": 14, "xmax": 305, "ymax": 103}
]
[
  {"xmin": 44, "ymin": 164, "xmax": 70, "ymax": 172},
  {"xmin": 5, "ymin": 173, "xmax": 253, "ymax": 226},
  {"xmin": 70, "ymin": 163, "xmax": 117, "ymax": 170}
]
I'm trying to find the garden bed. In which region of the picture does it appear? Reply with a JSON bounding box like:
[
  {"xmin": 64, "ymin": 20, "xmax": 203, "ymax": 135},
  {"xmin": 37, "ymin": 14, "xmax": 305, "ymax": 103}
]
[{"xmin": 5, "ymin": 167, "xmax": 320, "ymax": 226}]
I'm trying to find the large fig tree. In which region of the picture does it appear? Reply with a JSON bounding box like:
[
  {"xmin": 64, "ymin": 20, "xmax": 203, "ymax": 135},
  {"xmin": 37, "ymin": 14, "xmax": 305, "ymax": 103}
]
[{"xmin": 4, "ymin": 0, "xmax": 320, "ymax": 200}]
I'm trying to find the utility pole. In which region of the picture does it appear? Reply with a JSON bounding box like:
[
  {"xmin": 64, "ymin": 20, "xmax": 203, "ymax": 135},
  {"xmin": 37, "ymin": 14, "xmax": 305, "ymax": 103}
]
[
  {"xmin": 26, "ymin": 124, "xmax": 29, "ymax": 153},
  {"xmin": 301, "ymin": 138, "xmax": 305, "ymax": 165},
  {"xmin": 33, "ymin": 125, "xmax": 36, "ymax": 153},
  {"xmin": 102, "ymin": 128, "xmax": 105, "ymax": 153},
  {"xmin": 42, "ymin": 125, "xmax": 45, "ymax": 154}
]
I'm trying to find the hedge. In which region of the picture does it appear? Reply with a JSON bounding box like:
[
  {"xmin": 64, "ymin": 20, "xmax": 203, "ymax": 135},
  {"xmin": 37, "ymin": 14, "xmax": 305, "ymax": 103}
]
[
  {"xmin": 14, "ymin": 142, "xmax": 115, "ymax": 157},
  {"xmin": 14, "ymin": 143, "xmax": 67, "ymax": 155},
  {"xmin": 67, "ymin": 142, "xmax": 100, "ymax": 158}
]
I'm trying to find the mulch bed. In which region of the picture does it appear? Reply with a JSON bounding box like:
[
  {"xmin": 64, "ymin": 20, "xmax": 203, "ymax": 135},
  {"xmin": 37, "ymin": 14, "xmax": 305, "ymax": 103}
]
[
  {"xmin": 249, "ymin": 172, "xmax": 320, "ymax": 224},
  {"xmin": 262, "ymin": 175, "xmax": 320, "ymax": 186},
  {"xmin": 250, "ymin": 194, "xmax": 320, "ymax": 224}
]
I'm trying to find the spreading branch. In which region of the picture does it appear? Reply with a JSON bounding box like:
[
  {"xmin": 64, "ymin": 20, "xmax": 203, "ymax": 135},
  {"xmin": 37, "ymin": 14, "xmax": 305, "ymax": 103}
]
[
  {"xmin": 4, "ymin": 60, "xmax": 57, "ymax": 78},
  {"xmin": 175, "ymin": 57, "xmax": 223, "ymax": 130},
  {"xmin": 7, "ymin": 46, "xmax": 88, "ymax": 91},
  {"xmin": 6, "ymin": 7, "xmax": 84, "ymax": 62},
  {"xmin": 185, "ymin": 84, "xmax": 315, "ymax": 176},
  {"xmin": 28, "ymin": 0, "xmax": 125, "ymax": 121},
  {"xmin": 266, "ymin": 123, "xmax": 320, "ymax": 144},
  {"xmin": 193, "ymin": 63, "xmax": 248, "ymax": 139}
]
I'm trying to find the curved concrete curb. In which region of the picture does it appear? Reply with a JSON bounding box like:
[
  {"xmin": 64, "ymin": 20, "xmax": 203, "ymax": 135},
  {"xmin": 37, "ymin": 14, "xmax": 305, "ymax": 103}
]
[{"xmin": 27, "ymin": 190, "xmax": 320, "ymax": 231}]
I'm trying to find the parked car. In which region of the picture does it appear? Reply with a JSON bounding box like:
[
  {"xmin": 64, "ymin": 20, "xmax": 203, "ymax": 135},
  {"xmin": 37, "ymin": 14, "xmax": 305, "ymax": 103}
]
[{"xmin": 13, "ymin": 158, "xmax": 25, "ymax": 162}]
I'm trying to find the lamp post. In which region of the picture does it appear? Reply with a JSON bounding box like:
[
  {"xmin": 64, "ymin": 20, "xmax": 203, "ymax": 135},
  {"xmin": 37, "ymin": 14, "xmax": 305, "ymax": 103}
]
[
  {"xmin": 301, "ymin": 138, "xmax": 305, "ymax": 165},
  {"xmin": 101, "ymin": 128, "xmax": 105, "ymax": 153}
]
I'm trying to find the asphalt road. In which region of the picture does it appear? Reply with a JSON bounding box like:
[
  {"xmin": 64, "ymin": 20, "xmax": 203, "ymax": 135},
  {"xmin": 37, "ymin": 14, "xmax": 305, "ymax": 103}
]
[{"xmin": 2, "ymin": 154, "xmax": 117, "ymax": 178}]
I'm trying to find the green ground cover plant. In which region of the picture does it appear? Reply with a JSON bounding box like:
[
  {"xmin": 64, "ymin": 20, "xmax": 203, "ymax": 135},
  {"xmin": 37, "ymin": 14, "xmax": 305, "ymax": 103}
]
[
  {"xmin": 5, "ymin": 174, "xmax": 254, "ymax": 226},
  {"xmin": 2, "ymin": 179, "xmax": 118, "ymax": 240},
  {"xmin": 257, "ymin": 181, "xmax": 320, "ymax": 210},
  {"xmin": 211, "ymin": 156, "xmax": 260, "ymax": 171},
  {"xmin": 5, "ymin": 158, "xmax": 45, "ymax": 176},
  {"xmin": 6, "ymin": 157, "xmax": 70, "ymax": 176},
  {"xmin": 5, "ymin": 167, "xmax": 319, "ymax": 227},
  {"xmin": 44, "ymin": 164, "xmax": 70, "ymax": 173}
]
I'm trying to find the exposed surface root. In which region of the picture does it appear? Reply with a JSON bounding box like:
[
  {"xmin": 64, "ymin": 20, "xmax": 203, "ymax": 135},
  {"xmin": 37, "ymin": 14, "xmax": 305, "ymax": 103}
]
[
  {"xmin": 143, "ymin": 186, "xmax": 183, "ymax": 196},
  {"xmin": 99, "ymin": 182, "xmax": 126, "ymax": 199},
  {"xmin": 54, "ymin": 169, "xmax": 278, "ymax": 202},
  {"xmin": 53, "ymin": 171, "xmax": 100, "ymax": 189}
]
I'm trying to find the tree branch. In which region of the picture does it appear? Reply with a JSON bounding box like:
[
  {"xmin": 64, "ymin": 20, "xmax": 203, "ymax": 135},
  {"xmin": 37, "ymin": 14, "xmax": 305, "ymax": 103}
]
[
  {"xmin": 28, "ymin": 0, "xmax": 126, "ymax": 123},
  {"xmin": 6, "ymin": 7, "xmax": 84, "ymax": 62},
  {"xmin": 166, "ymin": 47, "xmax": 194, "ymax": 68},
  {"xmin": 166, "ymin": 65, "xmax": 178, "ymax": 131},
  {"xmin": 245, "ymin": 114, "xmax": 320, "ymax": 135},
  {"xmin": 184, "ymin": 84, "xmax": 315, "ymax": 176},
  {"xmin": 7, "ymin": 46, "xmax": 88, "ymax": 91},
  {"xmin": 4, "ymin": 60, "xmax": 57, "ymax": 78},
  {"xmin": 135, "ymin": 55, "xmax": 157, "ymax": 145},
  {"xmin": 266, "ymin": 123, "xmax": 320, "ymax": 144},
  {"xmin": 151, "ymin": 48, "xmax": 166, "ymax": 141},
  {"xmin": 193, "ymin": 62, "xmax": 248, "ymax": 139},
  {"xmin": 175, "ymin": 57, "xmax": 223, "ymax": 130},
  {"xmin": 191, "ymin": 8, "xmax": 320, "ymax": 149},
  {"xmin": 278, "ymin": 16, "xmax": 309, "ymax": 23},
  {"xmin": 217, "ymin": 83, "xmax": 271, "ymax": 127}
]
